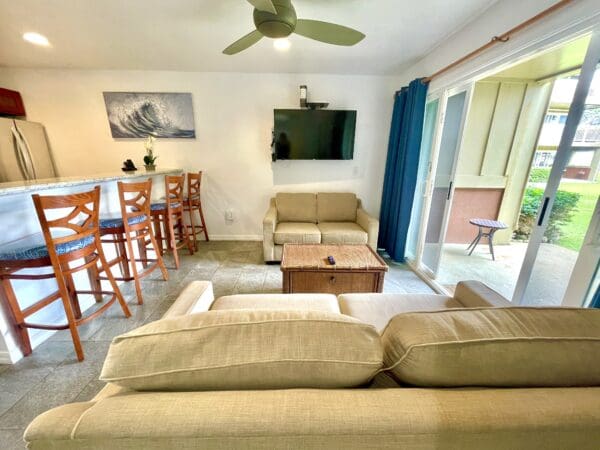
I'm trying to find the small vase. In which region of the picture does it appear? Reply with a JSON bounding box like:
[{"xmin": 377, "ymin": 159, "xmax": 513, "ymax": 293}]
[{"xmin": 145, "ymin": 164, "xmax": 156, "ymax": 172}]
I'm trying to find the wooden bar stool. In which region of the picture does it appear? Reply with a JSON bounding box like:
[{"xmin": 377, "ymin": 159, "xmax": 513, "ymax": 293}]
[
  {"xmin": 184, "ymin": 171, "xmax": 209, "ymax": 252},
  {"xmin": 151, "ymin": 175, "xmax": 194, "ymax": 270},
  {"xmin": 98, "ymin": 179, "xmax": 169, "ymax": 305},
  {"xmin": 0, "ymin": 186, "xmax": 131, "ymax": 361}
]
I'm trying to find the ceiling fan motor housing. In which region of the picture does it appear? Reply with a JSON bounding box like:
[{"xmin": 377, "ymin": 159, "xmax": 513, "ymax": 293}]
[{"xmin": 253, "ymin": 0, "xmax": 297, "ymax": 38}]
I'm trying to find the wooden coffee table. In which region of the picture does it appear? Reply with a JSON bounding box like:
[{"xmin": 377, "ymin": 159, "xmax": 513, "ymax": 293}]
[{"xmin": 281, "ymin": 244, "xmax": 388, "ymax": 295}]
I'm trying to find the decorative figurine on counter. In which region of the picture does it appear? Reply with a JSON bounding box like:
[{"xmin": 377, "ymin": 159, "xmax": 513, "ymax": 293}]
[
  {"xmin": 143, "ymin": 135, "xmax": 158, "ymax": 171},
  {"xmin": 121, "ymin": 159, "xmax": 137, "ymax": 172}
]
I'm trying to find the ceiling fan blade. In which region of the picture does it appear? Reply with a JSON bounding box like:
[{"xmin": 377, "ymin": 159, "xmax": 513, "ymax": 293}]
[
  {"xmin": 223, "ymin": 30, "xmax": 263, "ymax": 55},
  {"xmin": 294, "ymin": 19, "xmax": 365, "ymax": 46},
  {"xmin": 246, "ymin": 0, "xmax": 277, "ymax": 14}
]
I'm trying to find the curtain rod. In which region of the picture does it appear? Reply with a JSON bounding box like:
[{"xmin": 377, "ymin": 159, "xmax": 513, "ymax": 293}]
[{"xmin": 422, "ymin": 0, "xmax": 576, "ymax": 83}]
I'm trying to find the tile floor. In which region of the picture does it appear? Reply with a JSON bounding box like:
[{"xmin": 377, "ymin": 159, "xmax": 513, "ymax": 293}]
[{"xmin": 0, "ymin": 241, "xmax": 432, "ymax": 449}]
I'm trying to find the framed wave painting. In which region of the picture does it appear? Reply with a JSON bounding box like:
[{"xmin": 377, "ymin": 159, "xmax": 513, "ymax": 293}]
[{"xmin": 103, "ymin": 92, "xmax": 196, "ymax": 139}]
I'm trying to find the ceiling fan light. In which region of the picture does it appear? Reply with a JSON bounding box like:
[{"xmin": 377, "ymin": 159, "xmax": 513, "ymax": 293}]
[
  {"xmin": 23, "ymin": 32, "xmax": 51, "ymax": 47},
  {"xmin": 273, "ymin": 38, "xmax": 291, "ymax": 51}
]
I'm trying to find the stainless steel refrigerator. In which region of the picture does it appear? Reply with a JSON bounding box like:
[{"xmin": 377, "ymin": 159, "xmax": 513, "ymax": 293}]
[{"xmin": 0, "ymin": 118, "xmax": 57, "ymax": 182}]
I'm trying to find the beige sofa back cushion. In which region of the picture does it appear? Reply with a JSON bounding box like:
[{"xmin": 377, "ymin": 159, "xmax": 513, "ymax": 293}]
[
  {"xmin": 317, "ymin": 192, "xmax": 358, "ymax": 222},
  {"xmin": 276, "ymin": 193, "xmax": 317, "ymax": 223},
  {"xmin": 100, "ymin": 310, "xmax": 383, "ymax": 391},
  {"xmin": 382, "ymin": 307, "xmax": 600, "ymax": 387}
]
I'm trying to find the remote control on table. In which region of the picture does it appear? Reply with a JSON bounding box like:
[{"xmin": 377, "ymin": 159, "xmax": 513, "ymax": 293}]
[{"xmin": 327, "ymin": 255, "xmax": 336, "ymax": 265}]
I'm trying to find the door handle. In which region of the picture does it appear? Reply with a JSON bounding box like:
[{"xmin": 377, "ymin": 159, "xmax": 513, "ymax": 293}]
[
  {"xmin": 11, "ymin": 123, "xmax": 36, "ymax": 180},
  {"xmin": 538, "ymin": 197, "xmax": 550, "ymax": 226},
  {"xmin": 447, "ymin": 181, "xmax": 453, "ymax": 200},
  {"xmin": 11, "ymin": 127, "xmax": 29, "ymax": 180}
]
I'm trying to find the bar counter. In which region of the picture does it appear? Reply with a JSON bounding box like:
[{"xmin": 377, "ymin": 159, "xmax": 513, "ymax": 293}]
[
  {"xmin": 0, "ymin": 167, "xmax": 182, "ymax": 197},
  {"xmin": 0, "ymin": 168, "xmax": 182, "ymax": 363}
]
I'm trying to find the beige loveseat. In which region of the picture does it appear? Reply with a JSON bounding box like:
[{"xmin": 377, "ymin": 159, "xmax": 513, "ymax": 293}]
[
  {"xmin": 24, "ymin": 280, "xmax": 600, "ymax": 449},
  {"xmin": 263, "ymin": 192, "xmax": 379, "ymax": 262}
]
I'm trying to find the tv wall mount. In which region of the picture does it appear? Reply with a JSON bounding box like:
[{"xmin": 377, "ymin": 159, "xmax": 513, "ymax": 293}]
[{"xmin": 299, "ymin": 85, "xmax": 329, "ymax": 110}]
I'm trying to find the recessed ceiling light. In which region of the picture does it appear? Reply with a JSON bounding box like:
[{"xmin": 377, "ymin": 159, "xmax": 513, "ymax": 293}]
[
  {"xmin": 273, "ymin": 38, "xmax": 291, "ymax": 52},
  {"xmin": 23, "ymin": 32, "xmax": 51, "ymax": 47}
]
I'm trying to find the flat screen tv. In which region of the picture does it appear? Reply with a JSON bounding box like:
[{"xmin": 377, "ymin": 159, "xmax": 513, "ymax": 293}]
[{"xmin": 273, "ymin": 109, "xmax": 356, "ymax": 160}]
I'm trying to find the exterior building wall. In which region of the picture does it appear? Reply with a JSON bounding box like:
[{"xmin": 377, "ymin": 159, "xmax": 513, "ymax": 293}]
[
  {"xmin": 447, "ymin": 79, "xmax": 552, "ymax": 244},
  {"xmin": 446, "ymin": 188, "xmax": 504, "ymax": 243}
]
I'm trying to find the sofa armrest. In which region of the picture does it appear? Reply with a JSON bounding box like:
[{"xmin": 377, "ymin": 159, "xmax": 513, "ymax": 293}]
[
  {"xmin": 163, "ymin": 281, "xmax": 215, "ymax": 317},
  {"xmin": 24, "ymin": 402, "xmax": 96, "ymax": 446},
  {"xmin": 263, "ymin": 204, "xmax": 278, "ymax": 262},
  {"xmin": 263, "ymin": 204, "xmax": 277, "ymax": 233},
  {"xmin": 454, "ymin": 280, "xmax": 512, "ymax": 307},
  {"xmin": 357, "ymin": 208, "xmax": 379, "ymax": 251}
]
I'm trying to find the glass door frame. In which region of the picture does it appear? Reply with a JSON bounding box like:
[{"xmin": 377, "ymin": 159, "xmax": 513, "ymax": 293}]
[
  {"xmin": 415, "ymin": 83, "xmax": 474, "ymax": 279},
  {"xmin": 407, "ymin": 91, "xmax": 444, "ymax": 269},
  {"xmin": 405, "ymin": 95, "xmax": 442, "ymax": 263},
  {"xmin": 513, "ymin": 27, "xmax": 600, "ymax": 305}
]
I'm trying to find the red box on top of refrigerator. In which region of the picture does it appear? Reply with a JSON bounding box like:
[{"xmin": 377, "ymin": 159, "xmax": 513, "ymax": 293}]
[{"xmin": 0, "ymin": 88, "xmax": 26, "ymax": 117}]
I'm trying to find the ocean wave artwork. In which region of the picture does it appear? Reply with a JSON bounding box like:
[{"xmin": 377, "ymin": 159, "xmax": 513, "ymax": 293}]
[{"xmin": 103, "ymin": 92, "xmax": 196, "ymax": 139}]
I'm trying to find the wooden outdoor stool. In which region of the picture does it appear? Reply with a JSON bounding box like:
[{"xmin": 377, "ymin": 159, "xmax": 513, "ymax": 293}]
[
  {"xmin": 0, "ymin": 186, "xmax": 131, "ymax": 361},
  {"xmin": 98, "ymin": 179, "xmax": 169, "ymax": 305},
  {"xmin": 466, "ymin": 218, "xmax": 508, "ymax": 261}
]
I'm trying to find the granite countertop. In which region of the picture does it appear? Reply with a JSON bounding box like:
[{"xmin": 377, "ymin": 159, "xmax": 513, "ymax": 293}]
[{"xmin": 0, "ymin": 168, "xmax": 182, "ymax": 197}]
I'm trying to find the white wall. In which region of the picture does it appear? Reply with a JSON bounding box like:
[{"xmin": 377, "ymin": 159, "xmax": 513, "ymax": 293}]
[{"xmin": 0, "ymin": 69, "xmax": 399, "ymax": 240}]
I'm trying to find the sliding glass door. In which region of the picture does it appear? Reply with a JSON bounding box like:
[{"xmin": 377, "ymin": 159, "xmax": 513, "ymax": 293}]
[
  {"xmin": 412, "ymin": 27, "xmax": 600, "ymax": 307},
  {"xmin": 405, "ymin": 97, "xmax": 440, "ymax": 262},
  {"xmin": 514, "ymin": 33, "xmax": 600, "ymax": 305},
  {"xmin": 420, "ymin": 87, "xmax": 471, "ymax": 276}
]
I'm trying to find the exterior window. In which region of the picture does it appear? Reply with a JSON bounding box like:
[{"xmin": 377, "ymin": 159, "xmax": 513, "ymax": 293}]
[{"xmin": 533, "ymin": 151, "xmax": 556, "ymax": 168}]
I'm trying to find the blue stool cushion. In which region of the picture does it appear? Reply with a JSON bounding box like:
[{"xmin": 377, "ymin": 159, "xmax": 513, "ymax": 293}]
[
  {"xmin": 0, "ymin": 233, "xmax": 95, "ymax": 261},
  {"xmin": 100, "ymin": 214, "xmax": 148, "ymax": 229},
  {"xmin": 150, "ymin": 202, "xmax": 181, "ymax": 211}
]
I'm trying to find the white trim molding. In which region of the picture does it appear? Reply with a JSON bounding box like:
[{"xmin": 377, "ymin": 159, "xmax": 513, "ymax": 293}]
[
  {"xmin": 209, "ymin": 235, "xmax": 263, "ymax": 241},
  {"xmin": 0, "ymin": 350, "xmax": 13, "ymax": 364}
]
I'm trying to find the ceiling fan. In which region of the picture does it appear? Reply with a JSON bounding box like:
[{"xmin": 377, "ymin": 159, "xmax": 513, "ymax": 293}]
[{"xmin": 223, "ymin": 0, "xmax": 365, "ymax": 55}]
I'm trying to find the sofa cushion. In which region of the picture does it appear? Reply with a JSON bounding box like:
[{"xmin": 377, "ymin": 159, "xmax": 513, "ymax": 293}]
[
  {"xmin": 211, "ymin": 293, "xmax": 340, "ymax": 313},
  {"xmin": 276, "ymin": 193, "xmax": 317, "ymax": 223},
  {"xmin": 274, "ymin": 222, "xmax": 321, "ymax": 245},
  {"xmin": 339, "ymin": 293, "xmax": 460, "ymax": 332},
  {"xmin": 318, "ymin": 222, "xmax": 368, "ymax": 245},
  {"xmin": 317, "ymin": 192, "xmax": 358, "ymax": 222},
  {"xmin": 100, "ymin": 310, "xmax": 382, "ymax": 391},
  {"xmin": 382, "ymin": 307, "xmax": 600, "ymax": 387}
]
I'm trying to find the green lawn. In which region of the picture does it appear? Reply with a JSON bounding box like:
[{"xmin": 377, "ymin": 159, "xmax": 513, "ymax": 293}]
[{"xmin": 556, "ymin": 181, "xmax": 600, "ymax": 250}]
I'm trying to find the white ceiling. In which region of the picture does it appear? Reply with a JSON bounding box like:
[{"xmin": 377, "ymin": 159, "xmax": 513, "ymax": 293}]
[{"xmin": 0, "ymin": 0, "xmax": 498, "ymax": 75}]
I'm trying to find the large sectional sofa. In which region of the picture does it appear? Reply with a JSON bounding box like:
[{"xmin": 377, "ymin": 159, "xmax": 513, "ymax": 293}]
[
  {"xmin": 24, "ymin": 280, "xmax": 600, "ymax": 449},
  {"xmin": 263, "ymin": 192, "xmax": 379, "ymax": 262}
]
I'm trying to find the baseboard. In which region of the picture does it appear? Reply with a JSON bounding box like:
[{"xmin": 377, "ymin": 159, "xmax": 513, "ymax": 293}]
[
  {"xmin": 209, "ymin": 235, "xmax": 262, "ymax": 241},
  {"xmin": 0, "ymin": 350, "xmax": 13, "ymax": 364}
]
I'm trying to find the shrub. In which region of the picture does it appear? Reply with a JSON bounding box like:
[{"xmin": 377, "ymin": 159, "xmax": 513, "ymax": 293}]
[
  {"xmin": 515, "ymin": 188, "xmax": 580, "ymax": 243},
  {"xmin": 528, "ymin": 168, "xmax": 551, "ymax": 183}
]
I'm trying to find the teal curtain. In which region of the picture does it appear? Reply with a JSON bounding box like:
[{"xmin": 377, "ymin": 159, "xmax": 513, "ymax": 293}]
[
  {"xmin": 378, "ymin": 79, "xmax": 428, "ymax": 262},
  {"xmin": 590, "ymin": 285, "xmax": 600, "ymax": 308}
]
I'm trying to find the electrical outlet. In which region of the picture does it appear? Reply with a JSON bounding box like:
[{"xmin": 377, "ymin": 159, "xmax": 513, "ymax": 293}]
[{"xmin": 225, "ymin": 209, "xmax": 234, "ymax": 222}]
